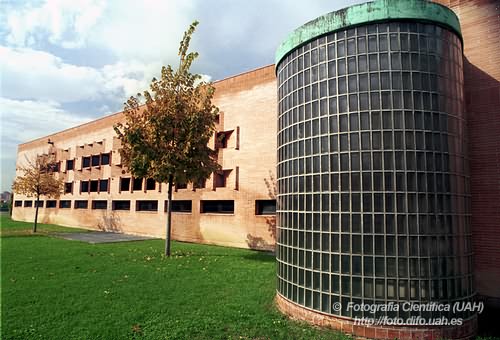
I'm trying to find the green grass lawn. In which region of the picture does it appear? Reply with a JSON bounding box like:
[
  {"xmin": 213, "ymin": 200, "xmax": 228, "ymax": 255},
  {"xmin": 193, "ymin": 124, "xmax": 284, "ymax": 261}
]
[{"xmin": 1, "ymin": 214, "xmax": 350, "ymax": 340}]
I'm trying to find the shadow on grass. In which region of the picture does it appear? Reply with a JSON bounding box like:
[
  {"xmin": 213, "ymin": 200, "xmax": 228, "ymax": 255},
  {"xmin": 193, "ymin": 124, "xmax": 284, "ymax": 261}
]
[{"xmin": 242, "ymin": 251, "xmax": 276, "ymax": 263}]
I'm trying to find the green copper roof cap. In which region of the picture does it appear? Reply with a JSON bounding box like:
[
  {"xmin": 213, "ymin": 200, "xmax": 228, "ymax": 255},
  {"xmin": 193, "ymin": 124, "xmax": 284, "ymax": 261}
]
[{"xmin": 275, "ymin": 0, "xmax": 462, "ymax": 68}]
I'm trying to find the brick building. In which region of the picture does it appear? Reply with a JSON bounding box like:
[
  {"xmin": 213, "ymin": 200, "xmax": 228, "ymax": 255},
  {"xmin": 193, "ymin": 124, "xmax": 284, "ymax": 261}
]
[
  {"xmin": 11, "ymin": 0, "xmax": 499, "ymax": 339},
  {"xmin": 12, "ymin": 65, "xmax": 278, "ymax": 250}
]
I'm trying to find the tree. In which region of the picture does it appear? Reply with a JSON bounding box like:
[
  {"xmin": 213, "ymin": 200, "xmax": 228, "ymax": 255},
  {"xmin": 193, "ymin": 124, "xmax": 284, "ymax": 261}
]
[
  {"xmin": 114, "ymin": 21, "xmax": 220, "ymax": 256},
  {"xmin": 12, "ymin": 155, "xmax": 64, "ymax": 233}
]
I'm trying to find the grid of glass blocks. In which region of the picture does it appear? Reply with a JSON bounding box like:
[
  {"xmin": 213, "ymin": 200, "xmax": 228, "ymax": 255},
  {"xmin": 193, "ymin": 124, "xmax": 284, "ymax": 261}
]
[{"xmin": 276, "ymin": 21, "xmax": 474, "ymax": 319}]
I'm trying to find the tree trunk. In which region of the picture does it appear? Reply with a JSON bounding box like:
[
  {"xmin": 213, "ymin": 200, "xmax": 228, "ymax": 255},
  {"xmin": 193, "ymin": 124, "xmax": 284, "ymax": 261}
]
[
  {"xmin": 34, "ymin": 195, "xmax": 40, "ymax": 233},
  {"xmin": 165, "ymin": 174, "xmax": 173, "ymax": 257}
]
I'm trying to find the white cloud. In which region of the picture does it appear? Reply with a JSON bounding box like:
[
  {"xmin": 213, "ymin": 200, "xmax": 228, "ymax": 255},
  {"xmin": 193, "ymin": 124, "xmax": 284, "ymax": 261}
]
[{"xmin": 5, "ymin": 0, "xmax": 106, "ymax": 49}]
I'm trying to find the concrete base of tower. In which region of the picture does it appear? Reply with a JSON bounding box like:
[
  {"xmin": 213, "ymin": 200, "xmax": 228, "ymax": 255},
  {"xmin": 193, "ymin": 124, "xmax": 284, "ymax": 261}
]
[{"xmin": 275, "ymin": 293, "xmax": 477, "ymax": 339}]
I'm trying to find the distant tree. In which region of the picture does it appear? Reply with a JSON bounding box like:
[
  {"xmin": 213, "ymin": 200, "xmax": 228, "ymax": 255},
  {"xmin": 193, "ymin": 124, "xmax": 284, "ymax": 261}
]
[
  {"xmin": 114, "ymin": 21, "xmax": 220, "ymax": 256},
  {"xmin": 12, "ymin": 155, "xmax": 63, "ymax": 233}
]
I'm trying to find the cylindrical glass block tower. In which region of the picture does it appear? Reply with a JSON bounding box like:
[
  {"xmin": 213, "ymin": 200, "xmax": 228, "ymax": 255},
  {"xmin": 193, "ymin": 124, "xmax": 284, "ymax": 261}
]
[{"xmin": 275, "ymin": 0, "xmax": 476, "ymax": 337}]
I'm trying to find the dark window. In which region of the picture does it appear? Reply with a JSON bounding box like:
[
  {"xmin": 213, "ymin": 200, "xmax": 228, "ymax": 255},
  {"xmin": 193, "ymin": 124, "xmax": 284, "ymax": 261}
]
[
  {"xmin": 66, "ymin": 159, "xmax": 74, "ymax": 171},
  {"xmin": 35, "ymin": 200, "xmax": 44, "ymax": 208},
  {"xmin": 64, "ymin": 182, "xmax": 73, "ymax": 194},
  {"xmin": 133, "ymin": 178, "xmax": 143, "ymax": 191},
  {"xmin": 101, "ymin": 153, "xmax": 110, "ymax": 165},
  {"xmin": 91, "ymin": 155, "xmax": 100, "ymax": 167},
  {"xmin": 176, "ymin": 182, "xmax": 187, "ymax": 190},
  {"xmin": 256, "ymin": 200, "xmax": 277, "ymax": 215},
  {"xmin": 112, "ymin": 200, "xmax": 130, "ymax": 211},
  {"xmin": 90, "ymin": 180, "xmax": 98, "ymax": 192},
  {"xmin": 215, "ymin": 170, "xmax": 231, "ymax": 188},
  {"xmin": 75, "ymin": 200, "xmax": 88, "ymax": 209},
  {"xmin": 59, "ymin": 200, "xmax": 71, "ymax": 208},
  {"xmin": 99, "ymin": 179, "xmax": 109, "ymax": 192},
  {"xmin": 120, "ymin": 178, "xmax": 131, "ymax": 192},
  {"xmin": 146, "ymin": 178, "xmax": 156, "ymax": 190},
  {"xmin": 24, "ymin": 200, "xmax": 33, "ymax": 207},
  {"xmin": 82, "ymin": 157, "xmax": 91, "ymax": 168},
  {"xmin": 46, "ymin": 200, "xmax": 57, "ymax": 208},
  {"xmin": 91, "ymin": 200, "xmax": 107, "ymax": 210},
  {"xmin": 47, "ymin": 162, "xmax": 59, "ymax": 172},
  {"xmin": 136, "ymin": 200, "xmax": 158, "ymax": 212},
  {"xmin": 81, "ymin": 181, "xmax": 89, "ymax": 193},
  {"xmin": 166, "ymin": 200, "xmax": 192, "ymax": 213},
  {"xmin": 14, "ymin": 200, "xmax": 22, "ymax": 207},
  {"xmin": 216, "ymin": 131, "xmax": 233, "ymax": 148},
  {"xmin": 201, "ymin": 200, "xmax": 234, "ymax": 214},
  {"xmin": 194, "ymin": 179, "xmax": 206, "ymax": 189}
]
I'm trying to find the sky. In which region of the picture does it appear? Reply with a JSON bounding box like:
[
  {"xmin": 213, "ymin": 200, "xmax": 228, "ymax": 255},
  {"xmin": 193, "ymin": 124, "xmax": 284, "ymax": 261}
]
[{"xmin": 0, "ymin": 0, "xmax": 364, "ymax": 192}]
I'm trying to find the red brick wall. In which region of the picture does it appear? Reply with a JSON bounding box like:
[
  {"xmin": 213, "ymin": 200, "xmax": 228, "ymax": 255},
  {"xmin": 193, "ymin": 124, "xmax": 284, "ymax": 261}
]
[{"xmin": 432, "ymin": 0, "xmax": 500, "ymax": 302}]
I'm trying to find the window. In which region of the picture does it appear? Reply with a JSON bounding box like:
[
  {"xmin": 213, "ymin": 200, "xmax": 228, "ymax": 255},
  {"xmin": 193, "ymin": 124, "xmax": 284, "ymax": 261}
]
[
  {"xmin": 14, "ymin": 200, "xmax": 22, "ymax": 207},
  {"xmin": 194, "ymin": 179, "xmax": 206, "ymax": 189},
  {"xmin": 99, "ymin": 179, "xmax": 109, "ymax": 192},
  {"xmin": 91, "ymin": 200, "xmax": 107, "ymax": 210},
  {"xmin": 91, "ymin": 155, "xmax": 100, "ymax": 167},
  {"xmin": 90, "ymin": 180, "xmax": 98, "ymax": 192},
  {"xmin": 66, "ymin": 159, "xmax": 74, "ymax": 171},
  {"xmin": 256, "ymin": 200, "xmax": 277, "ymax": 215},
  {"xmin": 136, "ymin": 200, "xmax": 158, "ymax": 212},
  {"xmin": 46, "ymin": 200, "xmax": 57, "ymax": 208},
  {"xmin": 201, "ymin": 200, "xmax": 234, "ymax": 214},
  {"xmin": 35, "ymin": 200, "xmax": 44, "ymax": 208},
  {"xmin": 81, "ymin": 181, "xmax": 89, "ymax": 193},
  {"xmin": 165, "ymin": 200, "xmax": 192, "ymax": 213},
  {"xmin": 64, "ymin": 182, "xmax": 73, "ymax": 194},
  {"xmin": 101, "ymin": 153, "xmax": 110, "ymax": 165},
  {"xmin": 47, "ymin": 162, "xmax": 59, "ymax": 172},
  {"xmin": 120, "ymin": 178, "xmax": 131, "ymax": 192},
  {"xmin": 133, "ymin": 178, "xmax": 143, "ymax": 191},
  {"xmin": 112, "ymin": 200, "xmax": 130, "ymax": 211},
  {"xmin": 24, "ymin": 201, "xmax": 33, "ymax": 207},
  {"xmin": 82, "ymin": 157, "xmax": 91, "ymax": 168},
  {"xmin": 176, "ymin": 182, "xmax": 187, "ymax": 190},
  {"xmin": 146, "ymin": 178, "xmax": 156, "ymax": 190},
  {"xmin": 214, "ymin": 170, "xmax": 231, "ymax": 188},
  {"xmin": 75, "ymin": 200, "xmax": 88, "ymax": 209},
  {"xmin": 216, "ymin": 131, "xmax": 233, "ymax": 149},
  {"xmin": 59, "ymin": 200, "xmax": 71, "ymax": 208}
]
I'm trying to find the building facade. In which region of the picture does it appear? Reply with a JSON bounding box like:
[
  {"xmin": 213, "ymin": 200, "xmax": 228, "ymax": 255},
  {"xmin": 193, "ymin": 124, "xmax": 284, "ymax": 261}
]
[
  {"xmin": 12, "ymin": 65, "xmax": 278, "ymax": 250},
  {"xmin": 275, "ymin": 0, "xmax": 499, "ymax": 339}
]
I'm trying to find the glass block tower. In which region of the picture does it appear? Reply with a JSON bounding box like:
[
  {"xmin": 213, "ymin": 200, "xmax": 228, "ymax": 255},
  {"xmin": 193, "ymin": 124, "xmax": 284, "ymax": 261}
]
[{"xmin": 275, "ymin": 0, "xmax": 476, "ymax": 337}]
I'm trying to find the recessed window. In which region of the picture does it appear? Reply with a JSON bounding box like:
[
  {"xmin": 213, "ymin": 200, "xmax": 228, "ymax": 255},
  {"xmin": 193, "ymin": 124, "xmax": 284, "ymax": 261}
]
[
  {"xmin": 46, "ymin": 200, "xmax": 57, "ymax": 208},
  {"xmin": 216, "ymin": 131, "xmax": 233, "ymax": 148},
  {"xmin": 14, "ymin": 200, "xmax": 22, "ymax": 207},
  {"xmin": 24, "ymin": 201, "xmax": 33, "ymax": 207},
  {"xmin": 101, "ymin": 153, "xmax": 110, "ymax": 165},
  {"xmin": 133, "ymin": 178, "xmax": 143, "ymax": 191},
  {"xmin": 64, "ymin": 182, "xmax": 73, "ymax": 194},
  {"xmin": 256, "ymin": 200, "xmax": 277, "ymax": 215},
  {"xmin": 75, "ymin": 200, "xmax": 88, "ymax": 209},
  {"xmin": 120, "ymin": 178, "xmax": 131, "ymax": 192},
  {"xmin": 146, "ymin": 178, "xmax": 156, "ymax": 190},
  {"xmin": 194, "ymin": 179, "xmax": 206, "ymax": 189},
  {"xmin": 91, "ymin": 155, "xmax": 100, "ymax": 167},
  {"xmin": 59, "ymin": 200, "xmax": 71, "ymax": 208},
  {"xmin": 99, "ymin": 179, "xmax": 109, "ymax": 192},
  {"xmin": 176, "ymin": 182, "xmax": 187, "ymax": 190},
  {"xmin": 201, "ymin": 200, "xmax": 234, "ymax": 214},
  {"xmin": 215, "ymin": 170, "xmax": 231, "ymax": 188},
  {"xmin": 136, "ymin": 200, "xmax": 158, "ymax": 212},
  {"xmin": 165, "ymin": 200, "xmax": 192, "ymax": 213},
  {"xmin": 91, "ymin": 200, "xmax": 107, "ymax": 210},
  {"xmin": 35, "ymin": 200, "xmax": 44, "ymax": 208},
  {"xmin": 47, "ymin": 162, "xmax": 59, "ymax": 172},
  {"xmin": 82, "ymin": 157, "xmax": 91, "ymax": 168},
  {"xmin": 66, "ymin": 159, "xmax": 74, "ymax": 171},
  {"xmin": 90, "ymin": 180, "xmax": 98, "ymax": 192},
  {"xmin": 112, "ymin": 200, "xmax": 130, "ymax": 211}
]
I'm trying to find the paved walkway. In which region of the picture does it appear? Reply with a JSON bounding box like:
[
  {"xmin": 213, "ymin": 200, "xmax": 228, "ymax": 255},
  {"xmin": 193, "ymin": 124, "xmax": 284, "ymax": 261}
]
[{"xmin": 55, "ymin": 231, "xmax": 157, "ymax": 244}]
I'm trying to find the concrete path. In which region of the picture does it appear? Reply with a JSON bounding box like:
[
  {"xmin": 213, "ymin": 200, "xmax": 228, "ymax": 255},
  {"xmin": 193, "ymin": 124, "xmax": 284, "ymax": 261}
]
[{"xmin": 54, "ymin": 231, "xmax": 158, "ymax": 244}]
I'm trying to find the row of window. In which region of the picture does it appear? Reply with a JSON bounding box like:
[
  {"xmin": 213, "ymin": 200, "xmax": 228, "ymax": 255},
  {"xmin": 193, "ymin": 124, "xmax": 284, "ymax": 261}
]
[{"xmin": 14, "ymin": 199, "xmax": 276, "ymax": 215}]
